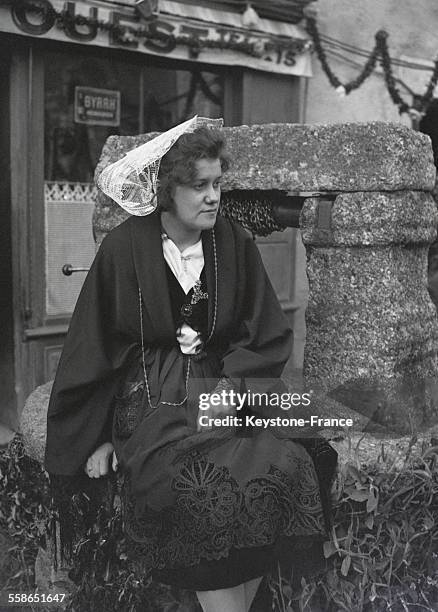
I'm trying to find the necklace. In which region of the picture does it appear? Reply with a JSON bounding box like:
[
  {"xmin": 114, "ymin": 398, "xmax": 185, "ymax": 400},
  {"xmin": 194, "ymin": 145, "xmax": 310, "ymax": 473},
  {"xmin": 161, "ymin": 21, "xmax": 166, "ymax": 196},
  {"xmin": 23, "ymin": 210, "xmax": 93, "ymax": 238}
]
[{"xmin": 138, "ymin": 228, "xmax": 218, "ymax": 409}]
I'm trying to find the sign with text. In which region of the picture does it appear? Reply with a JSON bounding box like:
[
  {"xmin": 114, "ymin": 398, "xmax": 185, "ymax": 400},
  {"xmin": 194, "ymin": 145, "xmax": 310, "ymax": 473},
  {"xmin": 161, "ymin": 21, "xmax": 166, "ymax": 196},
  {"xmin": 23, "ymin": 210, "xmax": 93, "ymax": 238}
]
[
  {"xmin": 74, "ymin": 87, "xmax": 121, "ymax": 126},
  {"xmin": 1, "ymin": 0, "xmax": 312, "ymax": 77}
]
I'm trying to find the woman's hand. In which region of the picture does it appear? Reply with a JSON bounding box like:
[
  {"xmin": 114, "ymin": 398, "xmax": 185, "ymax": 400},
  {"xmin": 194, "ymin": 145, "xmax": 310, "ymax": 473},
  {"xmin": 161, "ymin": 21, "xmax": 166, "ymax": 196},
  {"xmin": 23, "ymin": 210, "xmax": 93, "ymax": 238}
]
[
  {"xmin": 84, "ymin": 442, "xmax": 118, "ymax": 478},
  {"xmin": 197, "ymin": 378, "xmax": 236, "ymax": 432}
]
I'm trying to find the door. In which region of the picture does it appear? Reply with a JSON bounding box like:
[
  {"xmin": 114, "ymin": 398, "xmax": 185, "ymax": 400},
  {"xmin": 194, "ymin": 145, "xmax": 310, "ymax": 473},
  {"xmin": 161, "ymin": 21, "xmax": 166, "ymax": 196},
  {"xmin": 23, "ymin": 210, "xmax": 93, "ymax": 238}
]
[{"xmin": 0, "ymin": 43, "xmax": 16, "ymax": 432}]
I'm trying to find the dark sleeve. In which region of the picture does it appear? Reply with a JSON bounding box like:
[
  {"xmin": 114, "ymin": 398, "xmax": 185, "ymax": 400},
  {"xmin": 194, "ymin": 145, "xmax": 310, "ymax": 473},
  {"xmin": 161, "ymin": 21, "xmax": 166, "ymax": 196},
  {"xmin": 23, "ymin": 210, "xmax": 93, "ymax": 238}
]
[
  {"xmin": 44, "ymin": 231, "xmax": 138, "ymax": 476},
  {"xmin": 221, "ymin": 228, "xmax": 293, "ymax": 391}
]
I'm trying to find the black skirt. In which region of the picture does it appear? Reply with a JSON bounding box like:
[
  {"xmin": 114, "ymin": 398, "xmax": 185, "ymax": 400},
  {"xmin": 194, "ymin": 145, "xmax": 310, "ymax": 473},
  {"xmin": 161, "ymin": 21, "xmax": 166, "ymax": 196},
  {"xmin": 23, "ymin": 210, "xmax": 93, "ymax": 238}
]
[{"xmin": 114, "ymin": 348, "xmax": 337, "ymax": 591}]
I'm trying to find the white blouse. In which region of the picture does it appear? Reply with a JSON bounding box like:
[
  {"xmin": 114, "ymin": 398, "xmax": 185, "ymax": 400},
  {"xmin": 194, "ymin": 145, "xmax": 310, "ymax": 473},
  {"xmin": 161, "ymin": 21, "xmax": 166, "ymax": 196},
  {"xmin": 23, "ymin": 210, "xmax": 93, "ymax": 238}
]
[{"xmin": 161, "ymin": 233, "xmax": 204, "ymax": 354}]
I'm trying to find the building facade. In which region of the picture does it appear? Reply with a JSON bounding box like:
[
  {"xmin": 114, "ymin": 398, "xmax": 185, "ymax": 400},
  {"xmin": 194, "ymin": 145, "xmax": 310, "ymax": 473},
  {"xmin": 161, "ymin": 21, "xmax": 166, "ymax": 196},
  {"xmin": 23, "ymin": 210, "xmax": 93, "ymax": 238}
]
[{"xmin": 0, "ymin": 0, "xmax": 314, "ymax": 431}]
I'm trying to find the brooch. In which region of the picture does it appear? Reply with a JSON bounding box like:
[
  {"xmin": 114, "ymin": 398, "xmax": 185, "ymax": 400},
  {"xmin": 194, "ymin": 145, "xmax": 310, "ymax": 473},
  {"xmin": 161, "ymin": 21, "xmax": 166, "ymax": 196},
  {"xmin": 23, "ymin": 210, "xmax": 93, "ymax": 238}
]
[
  {"xmin": 180, "ymin": 280, "xmax": 208, "ymax": 318},
  {"xmin": 191, "ymin": 279, "xmax": 208, "ymax": 305}
]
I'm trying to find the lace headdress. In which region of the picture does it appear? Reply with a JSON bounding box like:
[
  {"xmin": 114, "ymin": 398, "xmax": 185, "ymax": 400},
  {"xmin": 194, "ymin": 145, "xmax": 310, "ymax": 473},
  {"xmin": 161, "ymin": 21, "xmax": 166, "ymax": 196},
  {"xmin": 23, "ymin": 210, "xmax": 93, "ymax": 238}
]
[{"xmin": 97, "ymin": 115, "xmax": 224, "ymax": 216}]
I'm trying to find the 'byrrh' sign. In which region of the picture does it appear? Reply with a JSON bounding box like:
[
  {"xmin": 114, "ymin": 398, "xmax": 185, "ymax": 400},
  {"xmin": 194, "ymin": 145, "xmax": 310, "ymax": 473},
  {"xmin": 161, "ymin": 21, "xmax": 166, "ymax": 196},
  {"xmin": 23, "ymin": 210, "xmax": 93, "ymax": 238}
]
[{"xmin": 74, "ymin": 87, "xmax": 121, "ymax": 126}]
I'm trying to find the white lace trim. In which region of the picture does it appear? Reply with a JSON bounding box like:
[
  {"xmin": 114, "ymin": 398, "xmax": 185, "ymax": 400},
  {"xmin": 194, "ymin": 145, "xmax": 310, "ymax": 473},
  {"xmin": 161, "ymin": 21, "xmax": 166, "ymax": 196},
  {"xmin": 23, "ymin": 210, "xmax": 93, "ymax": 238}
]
[{"xmin": 44, "ymin": 181, "xmax": 98, "ymax": 203}]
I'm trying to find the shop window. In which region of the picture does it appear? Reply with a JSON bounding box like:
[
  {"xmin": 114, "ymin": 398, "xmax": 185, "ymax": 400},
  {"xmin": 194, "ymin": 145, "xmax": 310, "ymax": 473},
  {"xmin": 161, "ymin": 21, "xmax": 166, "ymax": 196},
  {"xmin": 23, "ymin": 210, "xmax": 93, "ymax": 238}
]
[
  {"xmin": 43, "ymin": 49, "xmax": 223, "ymax": 317},
  {"xmin": 44, "ymin": 52, "xmax": 223, "ymax": 182}
]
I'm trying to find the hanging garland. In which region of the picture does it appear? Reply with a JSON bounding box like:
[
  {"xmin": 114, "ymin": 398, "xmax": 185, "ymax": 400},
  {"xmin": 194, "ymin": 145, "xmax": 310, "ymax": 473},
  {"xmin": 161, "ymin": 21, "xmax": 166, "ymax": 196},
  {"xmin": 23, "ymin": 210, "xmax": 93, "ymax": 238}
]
[
  {"xmin": 220, "ymin": 190, "xmax": 286, "ymax": 237},
  {"xmin": 1, "ymin": 0, "xmax": 308, "ymax": 61},
  {"xmin": 376, "ymin": 30, "xmax": 410, "ymax": 115},
  {"xmin": 305, "ymin": 16, "xmax": 438, "ymax": 117}
]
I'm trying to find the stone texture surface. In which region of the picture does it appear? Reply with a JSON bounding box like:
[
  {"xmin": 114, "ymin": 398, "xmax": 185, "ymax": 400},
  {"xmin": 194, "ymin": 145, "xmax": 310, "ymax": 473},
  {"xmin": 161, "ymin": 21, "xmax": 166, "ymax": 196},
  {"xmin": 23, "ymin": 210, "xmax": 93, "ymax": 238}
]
[
  {"xmin": 94, "ymin": 122, "xmax": 435, "ymax": 193},
  {"xmin": 93, "ymin": 122, "xmax": 435, "ymax": 239},
  {"xmin": 20, "ymin": 381, "xmax": 52, "ymax": 464},
  {"xmin": 220, "ymin": 122, "xmax": 435, "ymax": 193},
  {"xmin": 301, "ymin": 191, "xmax": 438, "ymax": 434},
  {"xmin": 301, "ymin": 191, "xmax": 438, "ymax": 246}
]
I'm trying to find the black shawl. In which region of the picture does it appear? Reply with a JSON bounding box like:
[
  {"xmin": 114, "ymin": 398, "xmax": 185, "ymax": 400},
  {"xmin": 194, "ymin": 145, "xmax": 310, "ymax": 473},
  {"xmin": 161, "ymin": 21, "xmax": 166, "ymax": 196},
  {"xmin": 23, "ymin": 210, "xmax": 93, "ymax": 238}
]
[{"xmin": 44, "ymin": 212, "xmax": 293, "ymax": 476}]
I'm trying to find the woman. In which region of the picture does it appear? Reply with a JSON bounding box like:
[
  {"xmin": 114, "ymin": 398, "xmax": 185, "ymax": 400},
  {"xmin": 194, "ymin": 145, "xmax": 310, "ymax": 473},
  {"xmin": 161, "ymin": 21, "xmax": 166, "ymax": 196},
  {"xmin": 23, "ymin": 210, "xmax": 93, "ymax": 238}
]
[{"xmin": 45, "ymin": 117, "xmax": 337, "ymax": 612}]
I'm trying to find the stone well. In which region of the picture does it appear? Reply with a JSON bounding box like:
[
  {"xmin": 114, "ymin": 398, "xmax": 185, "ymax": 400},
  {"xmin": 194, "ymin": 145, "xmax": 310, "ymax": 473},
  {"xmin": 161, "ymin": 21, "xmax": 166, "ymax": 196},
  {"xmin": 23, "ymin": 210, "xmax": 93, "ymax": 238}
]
[{"xmin": 91, "ymin": 121, "xmax": 438, "ymax": 439}]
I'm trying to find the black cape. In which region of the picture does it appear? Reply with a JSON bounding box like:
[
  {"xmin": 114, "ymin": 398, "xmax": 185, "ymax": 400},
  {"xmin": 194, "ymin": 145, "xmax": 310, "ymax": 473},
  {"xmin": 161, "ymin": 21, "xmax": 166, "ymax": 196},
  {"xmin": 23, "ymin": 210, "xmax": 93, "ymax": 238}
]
[{"xmin": 44, "ymin": 213, "xmax": 294, "ymax": 476}]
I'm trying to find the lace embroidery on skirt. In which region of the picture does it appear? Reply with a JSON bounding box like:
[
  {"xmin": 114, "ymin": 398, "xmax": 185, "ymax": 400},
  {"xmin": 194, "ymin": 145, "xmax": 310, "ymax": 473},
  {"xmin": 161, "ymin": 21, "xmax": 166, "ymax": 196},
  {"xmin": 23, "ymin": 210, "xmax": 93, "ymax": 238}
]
[{"xmin": 121, "ymin": 450, "xmax": 326, "ymax": 571}]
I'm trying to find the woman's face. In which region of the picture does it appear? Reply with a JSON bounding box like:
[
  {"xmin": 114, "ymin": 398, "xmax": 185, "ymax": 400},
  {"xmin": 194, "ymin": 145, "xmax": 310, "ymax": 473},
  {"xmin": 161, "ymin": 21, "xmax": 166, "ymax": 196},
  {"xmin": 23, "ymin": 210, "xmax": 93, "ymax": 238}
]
[{"xmin": 170, "ymin": 158, "xmax": 222, "ymax": 233}]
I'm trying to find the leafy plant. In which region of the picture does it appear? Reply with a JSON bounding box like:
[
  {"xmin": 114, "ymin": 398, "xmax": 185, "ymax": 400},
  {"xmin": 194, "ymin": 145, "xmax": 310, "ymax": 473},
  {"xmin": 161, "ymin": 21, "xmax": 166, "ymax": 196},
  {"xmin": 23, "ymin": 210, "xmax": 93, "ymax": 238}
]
[
  {"xmin": 0, "ymin": 436, "xmax": 200, "ymax": 612},
  {"xmin": 271, "ymin": 438, "xmax": 438, "ymax": 611},
  {"xmin": 0, "ymin": 436, "xmax": 50, "ymax": 596},
  {"xmin": 2, "ymin": 435, "xmax": 438, "ymax": 611}
]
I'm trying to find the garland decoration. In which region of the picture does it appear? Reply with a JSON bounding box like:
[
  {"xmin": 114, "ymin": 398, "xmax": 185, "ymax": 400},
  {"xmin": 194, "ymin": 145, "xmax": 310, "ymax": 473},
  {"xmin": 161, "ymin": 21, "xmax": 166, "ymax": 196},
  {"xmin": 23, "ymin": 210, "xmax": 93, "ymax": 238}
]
[
  {"xmin": 1, "ymin": 0, "xmax": 309, "ymax": 62},
  {"xmin": 377, "ymin": 30, "xmax": 410, "ymax": 115},
  {"xmin": 220, "ymin": 190, "xmax": 286, "ymax": 237},
  {"xmin": 306, "ymin": 15, "xmax": 438, "ymax": 117}
]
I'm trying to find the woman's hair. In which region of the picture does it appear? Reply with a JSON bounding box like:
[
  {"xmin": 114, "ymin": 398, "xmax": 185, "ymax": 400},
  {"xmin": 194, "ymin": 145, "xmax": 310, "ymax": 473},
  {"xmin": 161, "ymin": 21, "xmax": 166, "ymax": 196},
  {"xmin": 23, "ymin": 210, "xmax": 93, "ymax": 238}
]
[{"xmin": 156, "ymin": 126, "xmax": 230, "ymax": 211}]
